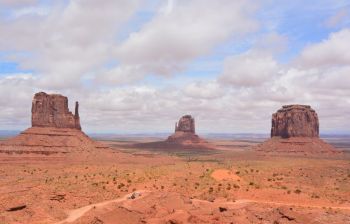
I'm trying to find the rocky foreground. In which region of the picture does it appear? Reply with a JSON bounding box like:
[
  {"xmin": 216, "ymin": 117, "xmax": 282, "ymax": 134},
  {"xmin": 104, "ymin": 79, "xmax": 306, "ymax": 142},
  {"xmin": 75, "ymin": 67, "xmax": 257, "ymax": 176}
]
[{"xmin": 0, "ymin": 139, "xmax": 349, "ymax": 224}]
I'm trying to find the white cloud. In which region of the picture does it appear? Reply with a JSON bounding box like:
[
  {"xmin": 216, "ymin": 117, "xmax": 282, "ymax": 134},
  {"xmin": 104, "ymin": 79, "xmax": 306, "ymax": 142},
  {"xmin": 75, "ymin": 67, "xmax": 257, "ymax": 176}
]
[
  {"xmin": 184, "ymin": 81, "xmax": 224, "ymax": 99},
  {"xmin": 297, "ymin": 28, "xmax": 350, "ymax": 68},
  {"xmin": 0, "ymin": 2, "xmax": 349, "ymax": 134},
  {"xmin": 214, "ymin": 28, "xmax": 350, "ymax": 133},
  {"xmin": 324, "ymin": 7, "xmax": 349, "ymax": 28},
  {"xmin": 219, "ymin": 51, "xmax": 280, "ymax": 87},
  {"xmin": 0, "ymin": 74, "xmax": 35, "ymax": 128},
  {"xmin": 0, "ymin": 0, "xmax": 141, "ymax": 89},
  {"xmin": 115, "ymin": 0, "xmax": 258, "ymax": 77},
  {"xmin": 0, "ymin": 0, "xmax": 37, "ymax": 7}
]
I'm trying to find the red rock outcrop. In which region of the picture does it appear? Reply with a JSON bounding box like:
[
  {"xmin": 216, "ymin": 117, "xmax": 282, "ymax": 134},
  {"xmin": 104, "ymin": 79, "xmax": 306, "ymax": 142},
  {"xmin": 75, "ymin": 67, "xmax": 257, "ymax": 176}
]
[
  {"xmin": 271, "ymin": 105, "xmax": 319, "ymax": 138},
  {"xmin": 167, "ymin": 115, "xmax": 204, "ymax": 145},
  {"xmin": 0, "ymin": 92, "xmax": 107, "ymax": 156},
  {"xmin": 32, "ymin": 92, "xmax": 81, "ymax": 130},
  {"xmin": 175, "ymin": 115, "xmax": 195, "ymax": 133},
  {"xmin": 135, "ymin": 115, "xmax": 215, "ymax": 150},
  {"xmin": 0, "ymin": 127, "xmax": 104, "ymax": 155},
  {"xmin": 256, "ymin": 105, "xmax": 339, "ymax": 155}
]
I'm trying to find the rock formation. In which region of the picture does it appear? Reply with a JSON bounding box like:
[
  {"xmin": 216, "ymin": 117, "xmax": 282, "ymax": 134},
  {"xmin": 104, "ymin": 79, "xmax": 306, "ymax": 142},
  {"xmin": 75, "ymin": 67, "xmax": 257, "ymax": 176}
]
[
  {"xmin": 167, "ymin": 115, "xmax": 203, "ymax": 144},
  {"xmin": 135, "ymin": 115, "xmax": 214, "ymax": 150},
  {"xmin": 271, "ymin": 105, "xmax": 319, "ymax": 138},
  {"xmin": 175, "ymin": 115, "xmax": 195, "ymax": 133},
  {"xmin": 0, "ymin": 92, "xmax": 106, "ymax": 156},
  {"xmin": 256, "ymin": 105, "xmax": 339, "ymax": 155},
  {"xmin": 32, "ymin": 92, "xmax": 81, "ymax": 130}
]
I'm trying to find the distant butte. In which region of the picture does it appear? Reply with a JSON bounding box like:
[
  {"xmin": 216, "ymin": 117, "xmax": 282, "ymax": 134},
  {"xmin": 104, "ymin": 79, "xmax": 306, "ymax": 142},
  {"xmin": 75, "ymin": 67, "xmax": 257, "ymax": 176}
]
[
  {"xmin": 256, "ymin": 105, "xmax": 339, "ymax": 155},
  {"xmin": 271, "ymin": 105, "xmax": 319, "ymax": 138},
  {"xmin": 135, "ymin": 115, "xmax": 215, "ymax": 150},
  {"xmin": 0, "ymin": 92, "xmax": 107, "ymax": 156},
  {"xmin": 166, "ymin": 115, "xmax": 205, "ymax": 145}
]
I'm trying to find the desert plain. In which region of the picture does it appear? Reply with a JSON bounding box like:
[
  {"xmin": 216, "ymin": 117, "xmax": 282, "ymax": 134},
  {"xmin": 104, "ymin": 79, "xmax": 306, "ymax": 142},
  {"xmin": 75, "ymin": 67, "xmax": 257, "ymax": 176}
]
[{"xmin": 0, "ymin": 135, "xmax": 349, "ymax": 224}]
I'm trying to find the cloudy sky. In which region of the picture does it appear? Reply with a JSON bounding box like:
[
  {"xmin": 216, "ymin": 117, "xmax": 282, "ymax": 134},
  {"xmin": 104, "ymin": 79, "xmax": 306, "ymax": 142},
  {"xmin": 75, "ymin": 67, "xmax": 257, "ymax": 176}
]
[{"xmin": 0, "ymin": 0, "xmax": 349, "ymax": 134}]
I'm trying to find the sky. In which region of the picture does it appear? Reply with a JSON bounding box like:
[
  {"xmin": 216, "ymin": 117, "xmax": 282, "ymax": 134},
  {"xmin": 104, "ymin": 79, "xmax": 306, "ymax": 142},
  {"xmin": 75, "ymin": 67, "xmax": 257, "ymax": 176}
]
[{"xmin": 0, "ymin": 0, "xmax": 350, "ymax": 134}]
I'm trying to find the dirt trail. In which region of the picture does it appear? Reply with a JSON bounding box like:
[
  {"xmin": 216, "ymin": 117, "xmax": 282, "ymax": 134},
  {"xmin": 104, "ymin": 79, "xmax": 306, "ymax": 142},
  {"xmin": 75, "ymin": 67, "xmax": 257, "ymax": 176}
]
[
  {"xmin": 55, "ymin": 190, "xmax": 148, "ymax": 224},
  {"xmin": 56, "ymin": 191, "xmax": 350, "ymax": 224},
  {"xmin": 193, "ymin": 198, "xmax": 350, "ymax": 211},
  {"xmin": 240, "ymin": 199, "xmax": 350, "ymax": 210}
]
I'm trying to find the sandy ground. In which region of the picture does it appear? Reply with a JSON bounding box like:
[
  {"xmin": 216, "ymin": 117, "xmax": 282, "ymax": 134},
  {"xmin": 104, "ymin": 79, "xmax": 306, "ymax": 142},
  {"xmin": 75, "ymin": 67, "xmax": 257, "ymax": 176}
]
[{"xmin": 0, "ymin": 137, "xmax": 349, "ymax": 223}]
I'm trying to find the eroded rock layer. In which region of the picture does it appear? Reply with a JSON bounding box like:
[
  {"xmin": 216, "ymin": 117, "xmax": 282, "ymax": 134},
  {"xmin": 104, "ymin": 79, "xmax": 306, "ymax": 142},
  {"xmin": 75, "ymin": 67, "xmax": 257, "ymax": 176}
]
[
  {"xmin": 271, "ymin": 105, "xmax": 319, "ymax": 138},
  {"xmin": 255, "ymin": 137, "xmax": 339, "ymax": 154},
  {"xmin": 32, "ymin": 92, "xmax": 81, "ymax": 130},
  {"xmin": 0, "ymin": 127, "xmax": 107, "ymax": 155}
]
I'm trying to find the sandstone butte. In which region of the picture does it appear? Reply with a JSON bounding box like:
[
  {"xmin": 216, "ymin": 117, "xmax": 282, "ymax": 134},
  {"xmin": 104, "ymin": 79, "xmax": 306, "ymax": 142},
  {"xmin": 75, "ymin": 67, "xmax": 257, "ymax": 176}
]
[
  {"xmin": 0, "ymin": 92, "xmax": 106, "ymax": 155},
  {"xmin": 32, "ymin": 92, "xmax": 81, "ymax": 130},
  {"xmin": 166, "ymin": 115, "xmax": 203, "ymax": 144},
  {"xmin": 136, "ymin": 115, "xmax": 214, "ymax": 150},
  {"xmin": 256, "ymin": 105, "xmax": 339, "ymax": 154}
]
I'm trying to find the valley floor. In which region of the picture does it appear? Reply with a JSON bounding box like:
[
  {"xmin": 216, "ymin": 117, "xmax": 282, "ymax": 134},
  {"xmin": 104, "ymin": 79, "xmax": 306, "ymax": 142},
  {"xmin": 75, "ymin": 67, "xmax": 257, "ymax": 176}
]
[{"xmin": 0, "ymin": 138, "xmax": 349, "ymax": 224}]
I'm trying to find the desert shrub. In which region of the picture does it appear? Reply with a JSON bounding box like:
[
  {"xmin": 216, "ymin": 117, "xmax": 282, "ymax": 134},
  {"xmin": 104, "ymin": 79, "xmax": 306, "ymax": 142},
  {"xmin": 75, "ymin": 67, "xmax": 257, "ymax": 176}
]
[
  {"xmin": 294, "ymin": 189, "xmax": 301, "ymax": 194},
  {"xmin": 311, "ymin": 194, "xmax": 320, "ymax": 198}
]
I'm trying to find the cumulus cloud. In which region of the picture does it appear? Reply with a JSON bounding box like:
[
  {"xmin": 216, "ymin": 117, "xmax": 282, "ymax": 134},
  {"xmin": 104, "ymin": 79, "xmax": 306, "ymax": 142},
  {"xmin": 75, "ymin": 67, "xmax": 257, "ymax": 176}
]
[
  {"xmin": 0, "ymin": 1, "xmax": 349, "ymax": 134},
  {"xmin": 219, "ymin": 51, "xmax": 280, "ymax": 87},
  {"xmin": 324, "ymin": 7, "xmax": 349, "ymax": 28},
  {"xmin": 221, "ymin": 28, "xmax": 350, "ymax": 133},
  {"xmin": 0, "ymin": 0, "xmax": 141, "ymax": 88},
  {"xmin": 184, "ymin": 81, "xmax": 224, "ymax": 99},
  {"xmin": 0, "ymin": 0, "xmax": 37, "ymax": 7},
  {"xmin": 297, "ymin": 28, "xmax": 350, "ymax": 68},
  {"xmin": 0, "ymin": 74, "xmax": 35, "ymax": 128},
  {"xmin": 114, "ymin": 0, "xmax": 258, "ymax": 78}
]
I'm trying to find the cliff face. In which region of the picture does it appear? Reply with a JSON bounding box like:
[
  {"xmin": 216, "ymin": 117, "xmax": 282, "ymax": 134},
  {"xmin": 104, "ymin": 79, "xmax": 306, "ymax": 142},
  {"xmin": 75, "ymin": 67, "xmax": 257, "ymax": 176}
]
[
  {"xmin": 175, "ymin": 115, "xmax": 195, "ymax": 133},
  {"xmin": 271, "ymin": 105, "xmax": 319, "ymax": 138},
  {"xmin": 31, "ymin": 92, "xmax": 81, "ymax": 130}
]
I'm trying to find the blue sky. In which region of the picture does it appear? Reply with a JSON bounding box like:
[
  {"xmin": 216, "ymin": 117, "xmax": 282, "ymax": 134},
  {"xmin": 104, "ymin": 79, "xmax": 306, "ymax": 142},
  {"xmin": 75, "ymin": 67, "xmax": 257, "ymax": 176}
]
[{"xmin": 0, "ymin": 0, "xmax": 349, "ymax": 134}]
